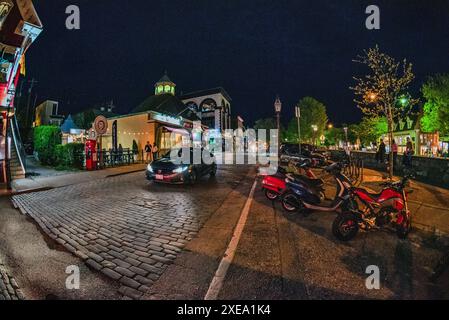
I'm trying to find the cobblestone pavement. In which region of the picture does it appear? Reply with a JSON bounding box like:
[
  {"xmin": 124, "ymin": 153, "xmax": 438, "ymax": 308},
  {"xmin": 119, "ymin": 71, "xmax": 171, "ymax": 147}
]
[
  {"xmin": 11, "ymin": 166, "xmax": 252, "ymax": 299},
  {"xmin": 0, "ymin": 260, "xmax": 24, "ymax": 300}
]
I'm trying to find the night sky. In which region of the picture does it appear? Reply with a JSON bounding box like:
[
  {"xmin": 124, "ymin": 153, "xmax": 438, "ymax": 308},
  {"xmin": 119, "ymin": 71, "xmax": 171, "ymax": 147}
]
[{"xmin": 26, "ymin": 0, "xmax": 449, "ymax": 126}]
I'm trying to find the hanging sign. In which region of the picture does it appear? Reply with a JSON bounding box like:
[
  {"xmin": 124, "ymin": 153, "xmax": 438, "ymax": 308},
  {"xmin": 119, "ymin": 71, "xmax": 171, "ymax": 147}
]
[{"xmin": 94, "ymin": 115, "xmax": 108, "ymax": 135}]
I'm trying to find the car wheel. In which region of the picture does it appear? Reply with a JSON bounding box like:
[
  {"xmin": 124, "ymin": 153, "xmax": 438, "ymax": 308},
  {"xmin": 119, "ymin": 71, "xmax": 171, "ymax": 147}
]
[{"xmin": 210, "ymin": 164, "xmax": 217, "ymax": 177}]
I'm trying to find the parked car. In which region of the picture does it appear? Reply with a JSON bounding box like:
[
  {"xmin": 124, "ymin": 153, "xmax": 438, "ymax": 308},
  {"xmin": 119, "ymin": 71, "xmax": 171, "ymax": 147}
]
[
  {"xmin": 146, "ymin": 147, "xmax": 217, "ymax": 184},
  {"xmin": 280, "ymin": 143, "xmax": 328, "ymax": 167}
]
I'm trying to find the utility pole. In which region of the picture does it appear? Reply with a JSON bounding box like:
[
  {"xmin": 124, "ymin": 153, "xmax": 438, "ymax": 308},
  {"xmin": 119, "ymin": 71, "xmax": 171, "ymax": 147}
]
[
  {"xmin": 25, "ymin": 78, "xmax": 38, "ymax": 129},
  {"xmin": 295, "ymin": 105, "xmax": 301, "ymax": 156}
]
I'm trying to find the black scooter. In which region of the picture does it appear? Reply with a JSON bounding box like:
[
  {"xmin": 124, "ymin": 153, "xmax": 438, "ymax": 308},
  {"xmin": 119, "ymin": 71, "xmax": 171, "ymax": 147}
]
[{"xmin": 280, "ymin": 162, "xmax": 358, "ymax": 215}]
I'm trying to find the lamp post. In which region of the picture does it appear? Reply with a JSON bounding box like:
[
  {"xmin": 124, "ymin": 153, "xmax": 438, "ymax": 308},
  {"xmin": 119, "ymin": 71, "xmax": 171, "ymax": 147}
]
[
  {"xmin": 295, "ymin": 104, "xmax": 301, "ymax": 156},
  {"xmin": 311, "ymin": 125, "xmax": 318, "ymax": 147},
  {"xmin": 274, "ymin": 96, "xmax": 282, "ymax": 156},
  {"xmin": 343, "ymin": 126, "xmax": 349, "ymax": 154}
]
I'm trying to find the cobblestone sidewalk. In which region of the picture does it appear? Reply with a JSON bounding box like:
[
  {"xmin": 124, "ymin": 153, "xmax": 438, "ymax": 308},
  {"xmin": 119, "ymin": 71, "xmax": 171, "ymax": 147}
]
[
  {"xmin": 11, "ymin": 167, "xmax": 251, "ymax": 299},
  {"xmin": 0, "ymin": 260, "xmax": 25, "ymax": 300}
]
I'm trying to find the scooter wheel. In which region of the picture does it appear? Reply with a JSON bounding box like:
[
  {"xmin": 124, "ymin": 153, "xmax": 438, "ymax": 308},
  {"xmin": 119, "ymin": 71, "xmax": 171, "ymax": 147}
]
[
  {"xmin": 396, "ymin": 216, "xmax": 412, "ymax": 239},
  {"xmin": 264, "ymin": 189, "xmax": 279, "ymax": 201},
  {"xmin": 281, "ymin": 192, "xmax": 301, "ymax": 213},
  {"xmin": 332, "ymin": 213, "xmax": 359, "ymax": 241}
]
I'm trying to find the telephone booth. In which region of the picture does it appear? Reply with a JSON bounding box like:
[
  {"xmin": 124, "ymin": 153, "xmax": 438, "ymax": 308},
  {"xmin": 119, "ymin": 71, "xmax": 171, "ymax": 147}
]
[{"xmin": 85, "ymin": 139, "xmax": 97, "ymax": 170}]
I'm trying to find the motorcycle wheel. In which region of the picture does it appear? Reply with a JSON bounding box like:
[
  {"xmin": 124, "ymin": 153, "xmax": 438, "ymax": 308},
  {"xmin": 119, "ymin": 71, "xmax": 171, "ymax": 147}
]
[
  {"xmin": 281, "ymin": 192, "xmax": 301, "ymax": 213},
  {"xmin": 265, "ymin": 189, "xmax": 279, "ymax": 201},
  {"xmin": 396, "ymin": 216, "xmax": 412, "ymax": 239},
  {"xmin": 332, "ymin": 213, "xmax": 359, "ymax": 241}
]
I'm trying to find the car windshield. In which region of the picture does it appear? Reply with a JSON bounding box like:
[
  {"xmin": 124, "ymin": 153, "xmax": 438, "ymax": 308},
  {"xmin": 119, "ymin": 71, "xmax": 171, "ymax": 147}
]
[{"xmin": 162, "ymin": 148, "xmax": 213, "ymax": 163}]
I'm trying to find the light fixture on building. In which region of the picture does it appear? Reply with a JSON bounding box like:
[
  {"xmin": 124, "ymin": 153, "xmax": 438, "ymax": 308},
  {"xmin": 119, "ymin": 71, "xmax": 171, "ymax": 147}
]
[{"xmin": 0, "ymin": 0, "xmax": 13, "ymax": 29}]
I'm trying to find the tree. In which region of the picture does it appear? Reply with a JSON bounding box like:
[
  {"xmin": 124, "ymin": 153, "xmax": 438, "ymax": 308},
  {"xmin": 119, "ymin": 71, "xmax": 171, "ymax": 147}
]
[
  {"xmin": 351, "ymin": 46, "xmax": 418, "ymax": 178},
  {"xmin": 421, "ymin": 74, "xmax": 449, "ymax": 136},
  {"xmin": 253, "ymin": 117, "xmax": 281, "ymax": 143},
  {"xmin": 253, "ymin": 118, "xmax": 277, "ymax": 130},
  {"xmin": 324, "ymin": 127, "xmax": 344, "ymax": 146},
  {"xmin": 73, "ymin": 110, "xmax": 96, "ymax": 130},
  {"xmin": 353, "ymin": 116, "xmax": 388, "ymax": 146},
  {"xmin": 285, "ymin": 97, "xmax": 328, "ymax": 144}
]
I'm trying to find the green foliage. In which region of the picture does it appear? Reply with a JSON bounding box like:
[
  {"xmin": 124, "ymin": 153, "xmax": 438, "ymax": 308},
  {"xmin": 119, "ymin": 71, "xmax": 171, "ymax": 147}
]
[
  {"xmin": 284, "ymin": 97, "xmax": 328, "ymax": 143},
  {"xmin": 324, "ymin": 127, "xmax": 344, "ymax": 146},
  {"xmin": 253, "ymin": 118, "xmax": 277, "ymax": 130},
  {"xmin": 55, "ymin": 143, "xmax": 85, "ymax": 169},
  {"xmin": 421, "ymin": 74, "xmax": 449, "ymax": 135},
  {"xmin": 253, "ymin": 117, "xmax": 283, "ymax": 142},
  {"xmin": 34, "ymin": 126, "xmax": 62, "ymax": 165},
  {"xmin": 132, "ymin": 140, "xmax": 139, "ymax": 155},
  {"xmin": 352, "ymin": 117, "xmax": 388, "ymax": 145},
  {"xmin": 73, "ymin": 110, "xmax": 96, "ymax": 130}
]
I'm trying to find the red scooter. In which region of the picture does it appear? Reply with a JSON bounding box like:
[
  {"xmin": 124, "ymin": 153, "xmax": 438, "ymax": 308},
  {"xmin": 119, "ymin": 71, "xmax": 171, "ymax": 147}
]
[
  {"xmin": 261, "ymin": 159, "xmax": 323, "ymax": 201},
  {"xmin": 332, "ymin": 174, "xmax": 414, "ymax": 241}
]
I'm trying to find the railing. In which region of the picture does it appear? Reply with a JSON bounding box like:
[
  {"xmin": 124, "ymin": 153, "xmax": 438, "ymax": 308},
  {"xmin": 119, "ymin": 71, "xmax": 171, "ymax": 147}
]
[
  {"xmin": 96, "ymin": 149, "xmax": 136, "ymax": 169},
  {"xmin": 9, "ymin": 116, "xmax": 27, "ymax": 174}
]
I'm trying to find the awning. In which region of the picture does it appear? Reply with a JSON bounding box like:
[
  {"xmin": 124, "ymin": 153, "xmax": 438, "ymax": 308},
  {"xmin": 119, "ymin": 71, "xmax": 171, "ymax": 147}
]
[{"xmin": 162, "ymin": 126, "xmax": 190, "ymax": 136}]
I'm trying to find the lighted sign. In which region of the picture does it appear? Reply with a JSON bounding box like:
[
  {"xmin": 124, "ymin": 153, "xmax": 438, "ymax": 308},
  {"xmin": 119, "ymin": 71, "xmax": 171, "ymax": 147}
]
[{"xmin": 152, "ymin": 113, "xmax": 182, "ymax": 126}]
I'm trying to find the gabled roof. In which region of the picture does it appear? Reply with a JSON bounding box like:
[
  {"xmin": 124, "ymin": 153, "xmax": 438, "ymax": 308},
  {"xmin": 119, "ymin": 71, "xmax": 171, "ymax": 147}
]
[
  {"xmin": 60, "ymin": 115, "xmax": 78, "ymax": 133},
  {"xmin": 131, "ymin": 94, "xmax": 200, "ymax": 121},
  {"xmin": 180, "ymin": 87, "xmax": 232, "ymax": 103},
  {"xmin": 156, "ymin": 73, "xmax": 174, "ymax": 84}
]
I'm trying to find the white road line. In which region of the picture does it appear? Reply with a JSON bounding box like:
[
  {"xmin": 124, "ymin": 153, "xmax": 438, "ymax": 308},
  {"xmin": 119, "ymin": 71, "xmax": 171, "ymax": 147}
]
[{"xmin": 204, "ymin": 178, "xmax": 258, "ymax": 300}]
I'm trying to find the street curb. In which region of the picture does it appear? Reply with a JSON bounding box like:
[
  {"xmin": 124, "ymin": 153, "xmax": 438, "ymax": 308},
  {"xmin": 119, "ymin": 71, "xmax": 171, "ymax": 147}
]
[{"xmin": 105, "ymin": 168, "xmax": 146, "ymax": 178}]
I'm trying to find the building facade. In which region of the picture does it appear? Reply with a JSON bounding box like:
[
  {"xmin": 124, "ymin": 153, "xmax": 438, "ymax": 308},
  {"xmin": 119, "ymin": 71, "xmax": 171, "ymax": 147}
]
[
  {"xmin": 34, "ymin": 100, "xmax": 64, "ymax": 127},
  {"xmin": 0, "ymin": 0, "xmax": 42, "ymax": 187}
]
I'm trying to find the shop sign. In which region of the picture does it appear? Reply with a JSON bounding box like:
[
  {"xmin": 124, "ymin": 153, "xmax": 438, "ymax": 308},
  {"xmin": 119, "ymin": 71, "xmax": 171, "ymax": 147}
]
[
  {"xmin": 152, "ymin": 113, "xmax": 182, "ymax": 126},
  {"xmin": 94, "ymin": 115, "xmax": 108, "ymax": 135}
]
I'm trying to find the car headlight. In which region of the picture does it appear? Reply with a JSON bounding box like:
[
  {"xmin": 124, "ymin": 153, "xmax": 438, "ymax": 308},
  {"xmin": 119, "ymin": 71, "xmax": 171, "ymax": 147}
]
[
  {"xmin": 173, "ymin": 166, "xmax": 189, "ymax": 174},
  {"xmin": 147, "ymin": 164, "xmax": 153, "ymax": 172}
]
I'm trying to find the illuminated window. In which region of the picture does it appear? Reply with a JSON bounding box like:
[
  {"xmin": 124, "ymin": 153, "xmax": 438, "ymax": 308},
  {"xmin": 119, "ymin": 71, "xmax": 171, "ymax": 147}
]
[{"xmin": 165, "ymin": 85, "xmax": 171, "ymax": 92}]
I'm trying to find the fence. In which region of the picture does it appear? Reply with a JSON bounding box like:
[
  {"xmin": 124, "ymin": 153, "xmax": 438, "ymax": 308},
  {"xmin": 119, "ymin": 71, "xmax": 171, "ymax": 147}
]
[{"xmin": 341, "ymin": 154, "xmax": 364, "ymax": 183}]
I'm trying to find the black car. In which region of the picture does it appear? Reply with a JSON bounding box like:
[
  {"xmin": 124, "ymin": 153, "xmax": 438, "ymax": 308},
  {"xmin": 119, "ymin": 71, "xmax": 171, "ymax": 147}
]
[{"xmin": 146, "ymin": 147, "xmax": 217, "ymax": 184}]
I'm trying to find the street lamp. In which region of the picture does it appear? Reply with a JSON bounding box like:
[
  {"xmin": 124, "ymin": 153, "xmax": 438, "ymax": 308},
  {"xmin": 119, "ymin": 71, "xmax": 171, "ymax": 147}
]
[
  {"xmin": 311, "ymin": 125, "xmax": 318, "ymax": 147},
  {"xmin": 274, "ymin": 96, "xmax": 282, "ymax": 156},
  {"xmin": 343, "ymin": 126, "xmax": 349, "ymax": 152}
]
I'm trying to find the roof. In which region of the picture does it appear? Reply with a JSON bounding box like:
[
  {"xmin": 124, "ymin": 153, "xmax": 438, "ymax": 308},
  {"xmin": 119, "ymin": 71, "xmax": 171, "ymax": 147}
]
[
  {"xmin": 155, "ymin": 73, "xmax": 175, "ymax": 85},
  {"xmin": 60, "ymin": 115, "xmax": 79, "ymax": 133},
  {"xmin": 131, "ymin": 94, "xmax": 200, "ymax": 121},
  {"xmin": 180, "ymin": 87, "xmax": 232, "ymax": 103}
]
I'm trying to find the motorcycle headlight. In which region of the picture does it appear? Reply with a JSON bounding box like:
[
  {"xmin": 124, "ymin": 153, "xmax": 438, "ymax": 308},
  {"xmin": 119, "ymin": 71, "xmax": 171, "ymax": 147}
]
[
  {"xmin": 147, "ymin": 164, "xmax": 153, "ymax": 172},
  {"xmin": 173, "ymin": 166, "xmax": 189, "ymax": 174}
]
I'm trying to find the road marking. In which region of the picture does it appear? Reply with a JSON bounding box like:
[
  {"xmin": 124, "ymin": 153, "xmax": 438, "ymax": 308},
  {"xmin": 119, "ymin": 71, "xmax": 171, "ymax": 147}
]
[{"xmin": 204, "ymin": 178, "xmax": 258, "ymax": 300}]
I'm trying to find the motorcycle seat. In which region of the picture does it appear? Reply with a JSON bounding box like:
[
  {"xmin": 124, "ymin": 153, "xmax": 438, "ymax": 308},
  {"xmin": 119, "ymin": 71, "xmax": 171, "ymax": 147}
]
[
  {"xmin": 354, "ymin": 188, "xmax": 383, "ymax": 200},
  {"xmin": 293, "ymin": 174, "xmax": 324, "ymax": 187}
]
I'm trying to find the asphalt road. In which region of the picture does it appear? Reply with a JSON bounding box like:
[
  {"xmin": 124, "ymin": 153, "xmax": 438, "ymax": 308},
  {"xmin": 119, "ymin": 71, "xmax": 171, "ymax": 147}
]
[{"xmin": 217, "ymin": 176, "xmax": 449, "ymax": 300}]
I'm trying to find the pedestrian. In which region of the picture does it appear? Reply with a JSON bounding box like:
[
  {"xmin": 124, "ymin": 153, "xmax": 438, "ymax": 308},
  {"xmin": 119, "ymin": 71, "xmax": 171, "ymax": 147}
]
[
  {"xmin": 404, "ymin": 137, "xmax": 414, "ymax": 167},
  {"xmin": 152, "ymin": 142, "xmax": 159, "ymax": 160},
  {"xmin": 378, "ymin": 139, "xmax": 386, "ymax": 164},
  {"xmin": 392, "ymin": 139, "xmax": 398, "ymax": 166},
  {"xmin": 118, "ymin": 144, "xmax": 123, "ymax": 163},
  {"xmin": 144, "ymin": 141, "xmax": 152, "ymax": 163}
]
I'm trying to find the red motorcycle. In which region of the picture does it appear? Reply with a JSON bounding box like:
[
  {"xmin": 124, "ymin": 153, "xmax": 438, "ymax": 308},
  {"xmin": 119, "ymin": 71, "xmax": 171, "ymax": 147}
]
[
  {"xmin": 332, "ymin": 174, "xmax": 414, "ymax": 241},
  {"xmin": 261, "ymin": 159, "xmax": 321, "ymax": 201}
]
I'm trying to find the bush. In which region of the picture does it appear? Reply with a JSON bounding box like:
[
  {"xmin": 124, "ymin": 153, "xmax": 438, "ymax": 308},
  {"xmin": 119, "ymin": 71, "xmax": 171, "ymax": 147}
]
[
  {"xmin": 34, "ymin": 126, "xmax": 62, "ymax": 165},
  {"xmin": 55, "ymin": 143, "xmax": 85, "ymax": 169}
]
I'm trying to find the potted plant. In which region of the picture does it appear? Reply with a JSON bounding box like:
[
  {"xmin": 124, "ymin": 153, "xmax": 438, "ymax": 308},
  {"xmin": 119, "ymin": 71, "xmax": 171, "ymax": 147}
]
[{"xmin": 132, "ymin": 140, "xmax": 139, "ymax": 162}]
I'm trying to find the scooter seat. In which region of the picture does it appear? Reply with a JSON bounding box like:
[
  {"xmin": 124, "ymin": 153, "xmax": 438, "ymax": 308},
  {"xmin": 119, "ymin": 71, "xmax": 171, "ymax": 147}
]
[{"xmin": 293, "ymin": 175, "xmax": 324, "ymax": 187}]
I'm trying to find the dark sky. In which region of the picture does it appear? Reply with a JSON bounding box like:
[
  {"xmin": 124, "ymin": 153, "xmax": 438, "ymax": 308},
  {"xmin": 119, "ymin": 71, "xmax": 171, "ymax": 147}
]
[{"xmin": 26, "ymin": 0, "xmax": 449, "ymax": 126}]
